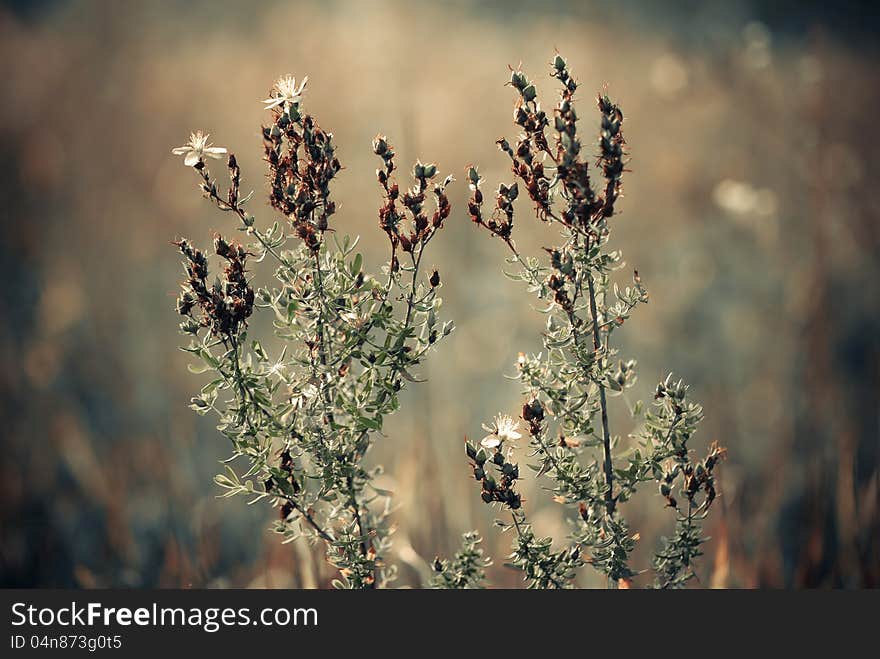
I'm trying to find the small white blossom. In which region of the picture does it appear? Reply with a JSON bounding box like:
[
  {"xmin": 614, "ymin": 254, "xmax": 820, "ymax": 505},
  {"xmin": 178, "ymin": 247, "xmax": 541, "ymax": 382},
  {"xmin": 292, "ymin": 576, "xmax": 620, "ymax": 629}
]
[
  {"xmin": 340, "ymin": 311, "xmax": 366, "ymax": 329},
  {"xmin": 481, "ymin": 436, "xmax": 501, "ymax": 449},
  {"xmin": 480, "ymin": 413, "xmax": 522, "ymax": 449},
  {"xmin": 268, "ymin": 359, "xmax": 285, "ymax": 378},
  {"xmin": 290, "ymin": 383, "xmax": 319, "ymax": 412},
  {"xmin": 171, "ymin": 131, "xmax": 227, "ymax": 167},
  {"xmin": 263, "ymin": 75, "xmax": 308, "ymax": 110}
]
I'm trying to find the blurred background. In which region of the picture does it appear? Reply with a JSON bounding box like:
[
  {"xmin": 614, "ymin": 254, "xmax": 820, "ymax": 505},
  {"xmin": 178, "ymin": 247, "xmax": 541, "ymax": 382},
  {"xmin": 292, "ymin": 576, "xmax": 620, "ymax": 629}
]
[{"xmin": 1, "ymin": 0, "xmax": 877, "ymax": 588}]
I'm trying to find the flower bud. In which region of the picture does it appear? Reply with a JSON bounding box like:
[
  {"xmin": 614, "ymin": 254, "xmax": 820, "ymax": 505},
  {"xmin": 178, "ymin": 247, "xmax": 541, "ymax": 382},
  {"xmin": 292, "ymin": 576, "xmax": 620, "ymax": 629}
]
[
  {"xmin": 578, "ymin": 502, "xmax": 590, "ymax": 521},
  {"xmin": 529, "ymin": 399, "xmax": 544, "ymax": 421},
  {"xmin": 399, "ymin": 234, "xmax": 412, "ymax": 253},
  {"xmin": 466, "ymin": 166, "xmax": 480, "ymax": 186},
  {"xmin": 213, "ymin": 235, "xmax": 231, "ymax": 258},
  {"xmin": 176, "ymin": 291, "xmax": 195, "ymax": 315}
]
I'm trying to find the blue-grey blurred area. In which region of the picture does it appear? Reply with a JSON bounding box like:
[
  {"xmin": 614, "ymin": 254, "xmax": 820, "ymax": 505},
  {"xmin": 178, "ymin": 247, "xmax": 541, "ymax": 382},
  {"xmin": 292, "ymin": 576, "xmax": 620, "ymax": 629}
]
[{"xmin": 0, "ymin": 0, "xmax": 877, "ymax": 588}]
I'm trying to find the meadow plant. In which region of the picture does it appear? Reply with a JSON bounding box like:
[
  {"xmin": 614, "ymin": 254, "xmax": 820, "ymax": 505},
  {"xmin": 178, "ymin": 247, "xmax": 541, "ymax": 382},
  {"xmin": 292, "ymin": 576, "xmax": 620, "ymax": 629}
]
[
  {"xmin": 170, "ymin": 60, "xmax": 725, "ymax": 590},
  {"xmin": 465, "ymin": 55, "xmax": 726, "ymax": 588},
  {"xmin": 171, "ymin": 76, "xmax": 454, "ymax": 589}
]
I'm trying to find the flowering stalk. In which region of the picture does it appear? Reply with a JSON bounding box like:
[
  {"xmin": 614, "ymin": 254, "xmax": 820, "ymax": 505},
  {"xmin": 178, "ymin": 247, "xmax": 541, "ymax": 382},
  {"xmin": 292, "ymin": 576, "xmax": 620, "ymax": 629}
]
[
  {"xmin": 467, "ymin": 55, "xmax": 726, "ymax": 588},
  {"xmin": 171, "ymin": 75, "xmax": 453, "ymax": 589}
]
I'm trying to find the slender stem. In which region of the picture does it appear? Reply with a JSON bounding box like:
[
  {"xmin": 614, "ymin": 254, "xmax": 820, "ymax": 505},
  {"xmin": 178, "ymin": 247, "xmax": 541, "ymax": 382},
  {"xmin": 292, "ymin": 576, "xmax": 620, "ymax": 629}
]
[
  {"xmin": 346, "ymin": 474, "xmax": 374, "ymax": 587},
  {"xmin": 198, "ymin": 166, "xmax": 286, "ymax": 264},
  {"xmin": 404, "ymin": 242, "xmax": 427, "ymax": 327},
  {"xmin": 312, "ymin": 245, "xmax": 374, "ymax": 585},
  {"xmin": 282, "ymin": 495, "xmax": 335, "ymax": 543},
  {"xmin": 596, "ymin": 296, "xmax": 640, "ymax": 332},
  {"xmin": 587, "ymin": 273, "xmax": 615, "ymax": 515},
  {"xmin": 503, "ymin": 239, "xmax": 542, "ymax": 284},
  {"xmin": 511, "ymin": 511, "xmax": 524, "ymax": 536},
  {"xmin": 379, "ymin": 241, "xmax": 428, "ymax": 392},
  {"xmin": 685, "ymin": 497, "xmax": 694, "ymax": 577},
  {"xmin": 312, "ymin": 251, "xmax": 335, "ymax": 365},
  {"xmin": 229, "ymin": 338, "xmax": 252, "ymax": 428},
  {"xmin": 529, "ymin": 425, "xmax": 587, "ymax": 499}
]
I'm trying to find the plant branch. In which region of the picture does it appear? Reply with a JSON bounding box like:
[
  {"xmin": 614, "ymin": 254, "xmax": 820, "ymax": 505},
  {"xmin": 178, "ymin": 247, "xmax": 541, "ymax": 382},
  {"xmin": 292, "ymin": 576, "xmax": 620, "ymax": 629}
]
[{"xmin": 587, "ymin": 272, "xmax": 615, "ymax": 515}]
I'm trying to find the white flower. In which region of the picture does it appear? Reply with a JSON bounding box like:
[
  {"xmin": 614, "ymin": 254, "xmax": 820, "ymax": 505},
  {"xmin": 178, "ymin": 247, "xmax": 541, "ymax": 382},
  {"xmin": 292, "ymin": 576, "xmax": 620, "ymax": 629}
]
[
  {"xmin": 480, "ymin": 413, "xmax": 522, "ymax": 449},
  {"xmin": 263, "ymin": 75, "xmax": 308, "ymax": 110},
  {"xmin": 290, "ymin": 382, "xmax": 320, "ymax": 411},
  {"xmin": 171, "ymin": 131, "xmax": 227, "ymax": 167},
  {"xmin": 481, "ymin": 436, "xmax": 501, "ymax": 449},
  {"xmin": 340, "ymin": 311, "xmax": 365, "ymax": 329}
]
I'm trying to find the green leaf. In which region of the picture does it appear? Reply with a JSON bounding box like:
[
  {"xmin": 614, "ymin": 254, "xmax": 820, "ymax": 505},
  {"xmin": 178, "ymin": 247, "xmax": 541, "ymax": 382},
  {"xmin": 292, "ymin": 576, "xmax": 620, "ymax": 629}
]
[{"xmin": 357, "ymin": 415, "xmax": 382, "ymax": 431}]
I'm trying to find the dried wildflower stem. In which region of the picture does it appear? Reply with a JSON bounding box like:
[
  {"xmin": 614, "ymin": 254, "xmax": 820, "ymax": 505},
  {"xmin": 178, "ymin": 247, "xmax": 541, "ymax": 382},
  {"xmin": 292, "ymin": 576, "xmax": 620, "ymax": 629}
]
[
  {"xmin": 467, "ymin": 55, "xmax": 726, "ymax": 588},
  {"xmin": 172, "ymin": 77, "xmax": 453, "ymax": 589}
]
